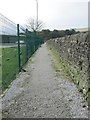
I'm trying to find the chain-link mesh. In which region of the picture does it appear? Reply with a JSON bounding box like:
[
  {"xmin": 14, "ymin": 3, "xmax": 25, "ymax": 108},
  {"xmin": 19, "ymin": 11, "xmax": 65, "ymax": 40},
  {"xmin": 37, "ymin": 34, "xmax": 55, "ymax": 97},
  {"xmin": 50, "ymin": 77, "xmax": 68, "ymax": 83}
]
[{"xmin": 0, "ymin": 14, "xmax": 44, "ymax": 91}]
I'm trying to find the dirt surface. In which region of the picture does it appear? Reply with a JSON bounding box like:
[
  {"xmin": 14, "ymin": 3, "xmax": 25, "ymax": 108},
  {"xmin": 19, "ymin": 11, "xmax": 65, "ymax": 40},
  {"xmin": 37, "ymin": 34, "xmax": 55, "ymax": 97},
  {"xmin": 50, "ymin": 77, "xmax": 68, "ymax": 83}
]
[{"xmin": 2, "ymin": 43, "xmax": 89, "ymax": 118}]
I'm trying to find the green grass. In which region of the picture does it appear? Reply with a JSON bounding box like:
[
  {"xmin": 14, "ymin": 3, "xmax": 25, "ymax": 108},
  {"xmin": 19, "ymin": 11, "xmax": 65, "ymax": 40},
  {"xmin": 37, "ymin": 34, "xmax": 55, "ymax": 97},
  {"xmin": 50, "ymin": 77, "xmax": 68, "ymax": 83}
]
[
  {"xmin": 20, "ymin": 46, "xmax": 27, "ymax": 66},
  {"xmin": 47, "ymin": 45, "xmax": 73, "ymax": 80},
  {"xmin": 2, "ymin": 46, "xmax": 27, "ymax": 91},
  {"xmin": 2, "ymin": 47, "xmax": 18, "ymax": 91}
]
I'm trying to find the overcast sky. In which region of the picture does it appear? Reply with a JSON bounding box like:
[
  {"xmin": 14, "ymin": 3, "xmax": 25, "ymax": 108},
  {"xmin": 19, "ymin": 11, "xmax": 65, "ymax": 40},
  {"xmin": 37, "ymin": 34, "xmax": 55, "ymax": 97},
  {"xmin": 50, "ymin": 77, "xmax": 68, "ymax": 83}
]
[{"xmin": 0, "ymin": 0, "xmax": 89, "ymax": 30}]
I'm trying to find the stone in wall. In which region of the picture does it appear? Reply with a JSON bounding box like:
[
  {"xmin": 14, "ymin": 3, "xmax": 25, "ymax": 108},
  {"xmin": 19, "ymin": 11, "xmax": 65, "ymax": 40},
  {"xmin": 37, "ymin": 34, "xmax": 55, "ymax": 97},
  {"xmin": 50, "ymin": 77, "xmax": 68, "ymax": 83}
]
[{"xmin": 47, "ymin": 32, "xmax": 90, "ymax": 101}]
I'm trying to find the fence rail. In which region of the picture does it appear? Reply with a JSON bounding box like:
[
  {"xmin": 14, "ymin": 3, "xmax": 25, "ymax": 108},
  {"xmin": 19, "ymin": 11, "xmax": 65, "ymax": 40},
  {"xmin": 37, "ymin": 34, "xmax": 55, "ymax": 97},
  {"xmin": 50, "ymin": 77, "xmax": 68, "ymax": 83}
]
[{"xmin": 0, "ymin": 14, "xmax": 44, "ymax": 91}]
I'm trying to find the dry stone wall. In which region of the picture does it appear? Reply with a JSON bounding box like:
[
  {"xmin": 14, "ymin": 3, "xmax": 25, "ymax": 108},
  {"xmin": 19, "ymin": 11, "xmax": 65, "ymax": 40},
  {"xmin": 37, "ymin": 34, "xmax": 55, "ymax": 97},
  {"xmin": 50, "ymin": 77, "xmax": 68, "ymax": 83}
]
[{"xmin": 47, "ymin": 32, "xmax": 90, "ymax": 101}]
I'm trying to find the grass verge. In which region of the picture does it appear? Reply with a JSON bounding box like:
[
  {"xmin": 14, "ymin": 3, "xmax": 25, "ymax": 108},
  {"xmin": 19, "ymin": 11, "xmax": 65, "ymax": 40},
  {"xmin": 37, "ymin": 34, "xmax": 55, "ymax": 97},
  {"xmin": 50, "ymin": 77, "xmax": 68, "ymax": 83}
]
[{"xmin": 47, "ymin": 45, "xmax": 73, "ymax": 81}]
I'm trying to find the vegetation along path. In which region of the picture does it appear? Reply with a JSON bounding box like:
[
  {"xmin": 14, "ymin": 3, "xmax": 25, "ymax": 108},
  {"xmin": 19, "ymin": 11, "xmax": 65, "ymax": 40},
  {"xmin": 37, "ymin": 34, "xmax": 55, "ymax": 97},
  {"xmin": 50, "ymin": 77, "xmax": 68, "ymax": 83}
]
[{"xmin": 2, "ymin": 43, "xmax": 89, "ymax": 118}]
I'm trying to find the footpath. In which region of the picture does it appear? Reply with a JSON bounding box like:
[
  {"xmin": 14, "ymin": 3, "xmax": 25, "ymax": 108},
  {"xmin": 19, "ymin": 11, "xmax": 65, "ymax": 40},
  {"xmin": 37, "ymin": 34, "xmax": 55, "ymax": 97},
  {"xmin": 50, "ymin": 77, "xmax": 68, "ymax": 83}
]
[{"xmin": 2, "ymin": 43, "xmax": 89, "ymax": 118}]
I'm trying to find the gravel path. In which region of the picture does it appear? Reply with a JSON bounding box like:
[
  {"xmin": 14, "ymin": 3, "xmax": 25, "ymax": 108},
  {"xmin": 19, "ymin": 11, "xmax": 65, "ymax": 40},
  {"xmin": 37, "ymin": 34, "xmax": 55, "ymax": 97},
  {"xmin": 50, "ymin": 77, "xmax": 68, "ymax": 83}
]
[{"xmin": 2, "ymin": 43, "xmax": 89, "ymax": 118}]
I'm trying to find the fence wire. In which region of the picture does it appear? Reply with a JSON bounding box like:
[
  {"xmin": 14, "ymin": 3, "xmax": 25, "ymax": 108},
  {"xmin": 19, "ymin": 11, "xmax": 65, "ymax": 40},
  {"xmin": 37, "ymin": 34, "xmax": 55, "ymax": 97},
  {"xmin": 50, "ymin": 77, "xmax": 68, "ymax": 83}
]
[
  {"xmin": 0, "ymin": 14, "xmax": 44, "ymax": 91},
  {"xmin": 0, "ymin": 13, "xmax": 17, "ymax": 35}
]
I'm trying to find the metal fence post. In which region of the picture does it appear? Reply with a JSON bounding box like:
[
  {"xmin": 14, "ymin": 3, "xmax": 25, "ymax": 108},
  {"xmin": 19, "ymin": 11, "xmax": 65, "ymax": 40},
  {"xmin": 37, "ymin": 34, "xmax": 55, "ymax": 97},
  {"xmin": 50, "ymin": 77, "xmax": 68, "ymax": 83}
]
[
  {"xmin": 26, "ymin": 29, "xmax": 28, "ymax": 61},
  {"xmin": 17, "ymin": 24, "xmax": 21, "ymax": 72}
]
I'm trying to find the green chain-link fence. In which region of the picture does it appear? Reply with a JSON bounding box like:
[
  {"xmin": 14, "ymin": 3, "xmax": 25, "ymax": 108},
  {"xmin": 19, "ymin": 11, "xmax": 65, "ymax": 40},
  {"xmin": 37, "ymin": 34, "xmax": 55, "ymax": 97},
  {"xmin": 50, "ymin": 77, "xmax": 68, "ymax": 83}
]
[
  {"xmin": 1, "ymin": 21, "xmax": 44, "ymax": 91},
  {"xmin": 17, "ymin": 24, "xmax": 44, "ymax": 72}
]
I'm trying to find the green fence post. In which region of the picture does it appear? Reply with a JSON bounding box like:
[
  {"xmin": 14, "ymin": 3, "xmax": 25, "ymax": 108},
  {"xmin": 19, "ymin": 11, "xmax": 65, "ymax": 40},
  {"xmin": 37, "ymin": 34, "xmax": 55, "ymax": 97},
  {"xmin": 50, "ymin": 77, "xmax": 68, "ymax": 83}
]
[
  {"xmin": 17, "ymin": 24, "xmax": 21, "ymax": 72},
  {"xmin": 26, "ymin": 29, "xmax": 28, "ymax": 61}
]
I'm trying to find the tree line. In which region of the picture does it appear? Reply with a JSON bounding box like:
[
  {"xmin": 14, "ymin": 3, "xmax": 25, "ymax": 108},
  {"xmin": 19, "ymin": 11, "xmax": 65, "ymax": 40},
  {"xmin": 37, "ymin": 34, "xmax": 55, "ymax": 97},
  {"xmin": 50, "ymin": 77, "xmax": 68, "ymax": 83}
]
[
  {"xmin": 37, "ymin": 29, "xmax": 80, "ymax": 42},
  {"xmin": 26, "ymin": 18, "xmax": 80, "ymax": 42}
]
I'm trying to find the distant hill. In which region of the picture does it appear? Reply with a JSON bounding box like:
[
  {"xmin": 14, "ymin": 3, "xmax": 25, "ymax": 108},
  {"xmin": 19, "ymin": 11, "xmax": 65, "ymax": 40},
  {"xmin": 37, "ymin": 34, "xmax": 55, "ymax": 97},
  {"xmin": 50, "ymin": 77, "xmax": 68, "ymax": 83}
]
[{"xmin": 76, "ymin": 28, "xmax": 88, "ymax": 32}]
